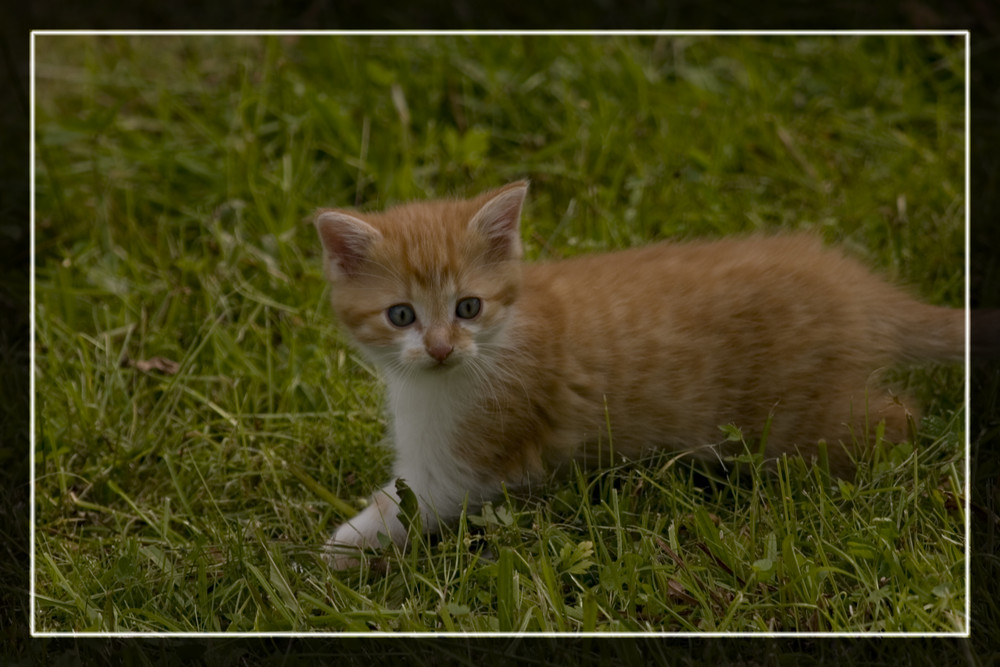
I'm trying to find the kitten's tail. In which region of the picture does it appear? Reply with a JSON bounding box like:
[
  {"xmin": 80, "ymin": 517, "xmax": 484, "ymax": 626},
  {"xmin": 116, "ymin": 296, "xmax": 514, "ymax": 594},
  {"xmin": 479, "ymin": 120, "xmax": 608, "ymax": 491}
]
[
  {"xmin": 893, "ymin": 305, "xmax": 1000, "ymax": 362},
  {"xmin": 972, "ymin": 309, "xmax": 1000, "ymax": 359},
  {"xmin": 892, "ymin": 303, "xmax": 965, "ymax": 364}
]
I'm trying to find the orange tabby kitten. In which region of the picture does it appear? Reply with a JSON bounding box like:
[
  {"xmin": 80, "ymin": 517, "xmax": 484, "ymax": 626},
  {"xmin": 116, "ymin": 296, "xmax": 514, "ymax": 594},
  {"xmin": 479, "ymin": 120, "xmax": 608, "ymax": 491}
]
[{"xmin": 314, "ymin": 181, "xmax": 963, "ymax": 569}]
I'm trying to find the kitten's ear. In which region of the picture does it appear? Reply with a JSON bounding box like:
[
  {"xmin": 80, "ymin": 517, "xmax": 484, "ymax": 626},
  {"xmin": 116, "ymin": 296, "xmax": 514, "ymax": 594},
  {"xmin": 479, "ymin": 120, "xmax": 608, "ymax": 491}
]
[
  {"xmin": 314, "ymin": 210, "xmax": 383, "ymax": 281},
  {"xmin": 468, "ymin": 181, "xmax": 528, "ymax": 262}
]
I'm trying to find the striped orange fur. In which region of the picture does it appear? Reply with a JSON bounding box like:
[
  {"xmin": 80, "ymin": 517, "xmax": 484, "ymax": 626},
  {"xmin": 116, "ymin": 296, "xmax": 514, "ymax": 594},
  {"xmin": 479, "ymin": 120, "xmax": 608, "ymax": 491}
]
[{"xmin": 314, "ymin": 181, "xmax": 963, "ymax": 569}]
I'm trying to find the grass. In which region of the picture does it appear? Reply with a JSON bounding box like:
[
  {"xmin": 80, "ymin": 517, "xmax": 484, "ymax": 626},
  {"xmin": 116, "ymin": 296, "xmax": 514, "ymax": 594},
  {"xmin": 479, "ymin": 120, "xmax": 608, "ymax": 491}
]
[{"xmin": 32, "ymin": 34, "xmax": 966, "ymax": 634}]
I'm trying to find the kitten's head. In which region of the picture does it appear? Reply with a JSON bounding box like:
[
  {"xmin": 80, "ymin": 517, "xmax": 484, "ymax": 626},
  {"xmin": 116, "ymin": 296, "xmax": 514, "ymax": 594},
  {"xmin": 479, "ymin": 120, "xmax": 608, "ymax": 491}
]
[{"xmin": 314, "ymin": 181, "xmax": 527, "ymax": 375}]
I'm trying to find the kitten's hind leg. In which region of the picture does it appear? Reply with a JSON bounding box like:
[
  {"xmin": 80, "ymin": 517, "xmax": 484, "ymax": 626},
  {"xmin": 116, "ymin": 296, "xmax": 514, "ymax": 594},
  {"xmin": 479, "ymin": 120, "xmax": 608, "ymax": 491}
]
[
  {"xmin": 867, "ymin": 391, "xmax": 920, "ymax": 445},
  {"xmin": 824, "ymin": 391, "xmax": 920, "ymax": 476}
]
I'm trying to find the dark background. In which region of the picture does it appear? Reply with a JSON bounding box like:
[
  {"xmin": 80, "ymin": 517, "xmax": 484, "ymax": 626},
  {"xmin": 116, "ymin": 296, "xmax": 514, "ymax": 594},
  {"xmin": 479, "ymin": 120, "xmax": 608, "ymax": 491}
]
[{"xmin": 4, "ymin": 1, "xmax": 998, "ymax": 663}]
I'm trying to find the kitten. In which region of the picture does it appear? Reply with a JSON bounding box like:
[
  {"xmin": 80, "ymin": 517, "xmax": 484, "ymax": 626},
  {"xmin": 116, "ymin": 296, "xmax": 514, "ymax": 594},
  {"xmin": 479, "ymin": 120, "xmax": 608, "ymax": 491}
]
[{"xmin": 313, "ymin": 181, "xmax": 964, "ymax": 569}]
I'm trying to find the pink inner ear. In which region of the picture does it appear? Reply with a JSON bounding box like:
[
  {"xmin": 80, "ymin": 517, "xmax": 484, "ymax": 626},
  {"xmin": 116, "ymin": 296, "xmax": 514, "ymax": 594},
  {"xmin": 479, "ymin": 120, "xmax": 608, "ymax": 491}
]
[
  {"xmin": 315, "ymin": 211, "xmax": 380, "ymax": 278},
  {"xmin": 470, "ymin": 184, "xmax": 527, "ymax": 262}
]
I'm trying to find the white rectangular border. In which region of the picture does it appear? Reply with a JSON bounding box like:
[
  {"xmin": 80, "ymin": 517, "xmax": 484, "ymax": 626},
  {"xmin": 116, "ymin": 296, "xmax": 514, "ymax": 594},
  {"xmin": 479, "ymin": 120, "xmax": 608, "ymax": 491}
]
[
  {"xmin": 29, "ymin": 29, "xmax": 973, "ymax": 639},
  {"xmin": 29, "ymin": 27, "xmax": 37, "ymax": 638}
]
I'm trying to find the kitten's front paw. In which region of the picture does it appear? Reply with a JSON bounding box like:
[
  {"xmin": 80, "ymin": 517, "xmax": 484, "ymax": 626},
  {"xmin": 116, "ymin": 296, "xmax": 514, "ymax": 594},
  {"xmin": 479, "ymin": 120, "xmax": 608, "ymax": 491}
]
[
  {"xmin": 323, "ymin": 501, "xmax": 402, "ymax": 570},
  {"xmin": 323, "ymin": 520, "xmax": 376, "ymax": 570}
]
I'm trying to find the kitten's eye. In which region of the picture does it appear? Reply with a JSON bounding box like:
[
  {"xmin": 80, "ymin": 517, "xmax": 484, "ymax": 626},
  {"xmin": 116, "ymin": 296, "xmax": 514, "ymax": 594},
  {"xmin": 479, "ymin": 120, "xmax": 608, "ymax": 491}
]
[
  {"xmin": 387, "ymin": 304, "xmax": 416, "ymax": 327},
  {"xmin": 455, "ymin": 297, "xmax": 481, "ymax": 320}
]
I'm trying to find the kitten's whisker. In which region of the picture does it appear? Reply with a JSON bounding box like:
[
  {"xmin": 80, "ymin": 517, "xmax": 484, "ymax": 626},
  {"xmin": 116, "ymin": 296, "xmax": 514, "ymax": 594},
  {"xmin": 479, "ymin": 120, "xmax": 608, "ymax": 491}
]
[
  {"xmin": 466, "ymin": 357, "xmax": 504, "ymax": 414},
  {"xmin": 476, "ymin": 342, "xmax": 533, "ymax": 403}
]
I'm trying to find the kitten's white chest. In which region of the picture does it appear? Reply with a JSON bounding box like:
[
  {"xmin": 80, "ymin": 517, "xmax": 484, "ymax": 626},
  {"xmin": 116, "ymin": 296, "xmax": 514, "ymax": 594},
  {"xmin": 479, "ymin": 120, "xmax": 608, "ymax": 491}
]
[
  {"xmin": 385, "ymin": 371, "xmax": 481, "ymax": 504},
  {"xmin": 390, "ymin": 375, "xmax": 465, "ymax": 448}
]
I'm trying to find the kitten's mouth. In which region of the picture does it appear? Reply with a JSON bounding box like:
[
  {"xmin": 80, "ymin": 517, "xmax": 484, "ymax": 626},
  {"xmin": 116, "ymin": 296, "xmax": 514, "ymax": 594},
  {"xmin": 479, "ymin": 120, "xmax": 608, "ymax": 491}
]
[{"xmin": 425, "ymin": 357, "xmax": 460, "ymax": 372}]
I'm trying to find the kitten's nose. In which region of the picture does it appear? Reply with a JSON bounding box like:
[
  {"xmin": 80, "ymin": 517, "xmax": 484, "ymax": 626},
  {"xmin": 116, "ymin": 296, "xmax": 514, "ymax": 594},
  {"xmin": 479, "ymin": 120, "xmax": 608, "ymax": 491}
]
[
  {"xmin": 424, "ymin": 327, "xmax": 453, "ymax": 362},
  {"xmin": 427, "ymin": 342, "xmax": 453, "ymax": 362}
]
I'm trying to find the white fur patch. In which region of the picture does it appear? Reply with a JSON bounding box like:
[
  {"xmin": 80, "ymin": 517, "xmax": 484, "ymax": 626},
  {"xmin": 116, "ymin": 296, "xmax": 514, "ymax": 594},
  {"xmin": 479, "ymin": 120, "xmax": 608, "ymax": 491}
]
[
  {"xmin": 388, "ymin": 369, "xmax": 483, "ymax": 512},
  {"xmin": 324, "ymin": 366, "xmax": 489, "ymax": 570}
]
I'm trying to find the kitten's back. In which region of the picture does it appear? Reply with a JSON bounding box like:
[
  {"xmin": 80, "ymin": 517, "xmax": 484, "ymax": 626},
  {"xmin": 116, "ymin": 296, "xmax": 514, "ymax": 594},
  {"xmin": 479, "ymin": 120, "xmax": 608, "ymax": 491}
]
[{"xmin": 483, "ymin": 234, "xmax": 961, "ymax": 474}]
